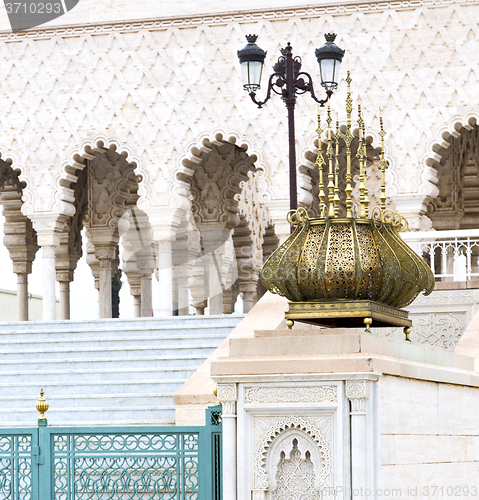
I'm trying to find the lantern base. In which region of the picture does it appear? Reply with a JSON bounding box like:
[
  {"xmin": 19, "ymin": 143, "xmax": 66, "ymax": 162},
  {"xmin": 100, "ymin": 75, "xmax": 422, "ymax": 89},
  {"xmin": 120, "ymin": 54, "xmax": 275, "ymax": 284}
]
[{"xmin": 285, "ymin": 300, "xmax": 411, "ymax": 328}]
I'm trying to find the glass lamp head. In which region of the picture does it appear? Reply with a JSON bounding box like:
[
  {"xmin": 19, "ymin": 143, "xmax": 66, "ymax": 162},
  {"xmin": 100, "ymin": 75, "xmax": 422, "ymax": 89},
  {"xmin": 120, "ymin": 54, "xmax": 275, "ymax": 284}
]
[
  {"xmin": 237, "ymin": 34, "xmax": 267, "ymax": 93},
  {"xmin": 315, "ymin": 33, "xmax": 345, "ymax": 92}
]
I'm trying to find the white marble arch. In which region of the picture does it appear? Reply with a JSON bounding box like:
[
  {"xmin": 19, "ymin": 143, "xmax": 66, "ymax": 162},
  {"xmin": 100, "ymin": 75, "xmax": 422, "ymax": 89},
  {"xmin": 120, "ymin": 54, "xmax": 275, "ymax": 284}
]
[
  {"xmin": 172, "ymin": 128, "xmax": 274, "ymax": 224},
  {"xmin": 53, "ymin": 134, "xmax": 151, "ymax": 220},
  {"xmin": 252, "ymin": 415, "xmax": 334, "ymax": 500}
]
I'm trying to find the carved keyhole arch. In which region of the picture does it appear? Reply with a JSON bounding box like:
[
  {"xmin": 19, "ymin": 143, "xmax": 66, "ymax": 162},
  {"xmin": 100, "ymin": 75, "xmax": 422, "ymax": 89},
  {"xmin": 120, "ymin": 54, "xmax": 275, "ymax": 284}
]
[
  {"xmin": 427, "ymin": 125, "xmax": 479, "ymax": 230},
  {"xmin": 272, "ymin": 438, "xmax": 322, "ymax": 500}
]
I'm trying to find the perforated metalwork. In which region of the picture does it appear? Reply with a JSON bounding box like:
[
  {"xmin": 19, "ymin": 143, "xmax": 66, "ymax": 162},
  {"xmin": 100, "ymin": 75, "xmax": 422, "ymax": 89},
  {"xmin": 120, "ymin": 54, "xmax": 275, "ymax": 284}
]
[
  {"xmin": 325, "ymin": 223, "xmax": 356, "ymax": 298},
  {"xmin": 261, "ymin": 215, "xmax": 309, "ymax": 302},
  {"xmin": 0, "ymin": 434, "xmax": 32, "ymax": 500},
  {"xmin": 53, "ymin": 433, "xmax": 199, "ymax": 500},
  {"xmin": 297, "ymin": 224, "xmax": 327, "ymax": 299},
  {"xmin": 0, "ymin": 436, "xmax": 32, "ymax": 500},
  {"xmin": 260, "ymin": 207, "xmax": 434, "ymax": 310},
  {"xmin": 355, "ymin": 222, "xmax": 382, "ymax": 299}
]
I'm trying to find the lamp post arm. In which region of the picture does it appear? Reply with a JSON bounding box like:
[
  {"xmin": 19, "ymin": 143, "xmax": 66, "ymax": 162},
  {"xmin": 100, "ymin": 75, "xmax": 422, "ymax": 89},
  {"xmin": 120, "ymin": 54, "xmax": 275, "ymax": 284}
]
[
  {"xmin": 248, "ymin": 72, "xmax": 285, "ymax": 108},
  {"xmin": 294, "ymin": 71, "xmax": 333, "ymax": 106}
]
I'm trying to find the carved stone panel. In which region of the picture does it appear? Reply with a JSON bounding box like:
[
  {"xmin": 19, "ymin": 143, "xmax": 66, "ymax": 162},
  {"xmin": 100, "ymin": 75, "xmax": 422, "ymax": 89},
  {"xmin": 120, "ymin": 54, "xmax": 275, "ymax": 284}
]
[
  {"xmin": 244, "ymin": 386, "xmax": 338, "ymax": 405},
  {"xmin": 252, "ymin": 414, "xmax": 333, "ymax": 500}
]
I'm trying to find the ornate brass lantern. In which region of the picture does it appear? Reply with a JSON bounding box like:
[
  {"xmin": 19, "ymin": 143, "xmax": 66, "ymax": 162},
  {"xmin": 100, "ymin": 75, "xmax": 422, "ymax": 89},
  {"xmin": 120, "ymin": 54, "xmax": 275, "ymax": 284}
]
[{"xmin": 261, "ymin": 70, "xmax": 434, "ymax": 328}]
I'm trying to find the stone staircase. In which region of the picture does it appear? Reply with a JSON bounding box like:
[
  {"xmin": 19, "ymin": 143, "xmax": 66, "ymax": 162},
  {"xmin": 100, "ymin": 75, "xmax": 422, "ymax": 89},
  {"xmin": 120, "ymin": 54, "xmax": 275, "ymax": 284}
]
[{"xmin": 0, "ymin": 315, "xmax": 244, "ymax": 427}]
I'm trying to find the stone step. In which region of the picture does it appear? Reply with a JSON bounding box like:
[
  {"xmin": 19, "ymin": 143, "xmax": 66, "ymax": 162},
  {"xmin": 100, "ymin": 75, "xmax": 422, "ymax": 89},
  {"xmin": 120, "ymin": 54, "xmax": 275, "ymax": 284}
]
[
  {"xmin": 0, "ymin": 315, "xmax": 242, "ymax": 426},
  {"xmin": 0, "ymin": 353, "xmax": 211, "ymax": 371},
  {"xmin": 0, "ymin": 315, "xmax": 243, "ymax": 335},
  {"xmin": 0, "ymin": 333, "xmax": 228, "ymax": 349},
  {"xmin": 0, "ymin": 407, "xmax": 177, "ymax": 426},
  {"xmin": 0, "ymin": 365, "xmax": 199, "ymax": 383},
  {"xmin": 0, "ymin": 343, "xmax": 220, "ymax": 359},
  {"xmin": 2, "ymin": 392, "xmax": 177, "ymax": 409},
  {"xmin": 0, "ymin": 379, "xmax": 185, "ymax": 397}
]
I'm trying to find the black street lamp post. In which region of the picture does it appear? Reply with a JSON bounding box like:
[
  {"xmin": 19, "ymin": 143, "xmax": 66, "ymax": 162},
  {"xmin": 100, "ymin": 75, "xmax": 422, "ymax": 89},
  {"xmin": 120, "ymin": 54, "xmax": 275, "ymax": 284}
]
[{"xmin": 237, "ymin": 34, "xmax": 345, "ymax": 211}]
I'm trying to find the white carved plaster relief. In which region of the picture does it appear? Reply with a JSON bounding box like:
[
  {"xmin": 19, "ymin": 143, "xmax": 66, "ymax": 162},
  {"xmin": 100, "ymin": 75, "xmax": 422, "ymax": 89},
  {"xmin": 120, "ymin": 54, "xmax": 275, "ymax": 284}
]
[
  {"xmin": 253, "ymin": 415, "xmax": 333, "ymax": 496},
  {"xmin": 270, "ymin": 436, "xmax": 323, "ymax": 500},
  {"xmin": 0, "ymin": 1, "xmax": 477, "ymax": 223},
  {"xmin": 345, "ymin": 380, "xmax": 370, "ymax": 414},
  {"xmin": 216, "ymin": 384, "xmax": 237, "ymax": 415},
  {"xmin": 244, "ymin": 386, "xmax": 338, "ymax": 404}
]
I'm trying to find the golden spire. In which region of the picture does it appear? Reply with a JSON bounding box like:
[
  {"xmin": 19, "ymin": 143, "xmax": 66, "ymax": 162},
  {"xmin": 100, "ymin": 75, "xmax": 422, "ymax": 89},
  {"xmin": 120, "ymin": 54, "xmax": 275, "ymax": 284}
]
[
  {"xmin": 344, "ymin": 63, "xmax": 353, "ymax": 217},
  {"xmin": 362, "ymin": 120, "xmax": 369, "ymax": 217},
  {"xmin": 326, "ymin": 102, "xmax": 335, "ymax": 217},
  {"xmin": 357, "ymin": 98, "xmax": 367, "ymax": 218},
  {"xmin": 315, "ymin": 109, "xmax": 326, "ymax": 216},
  {"xmin": 334, "ymin": 114, "xmax": 341, "ymax": 217},
  {"xmin": 378, "ymin": 110, "xmax": 389, "ymax": 211}
]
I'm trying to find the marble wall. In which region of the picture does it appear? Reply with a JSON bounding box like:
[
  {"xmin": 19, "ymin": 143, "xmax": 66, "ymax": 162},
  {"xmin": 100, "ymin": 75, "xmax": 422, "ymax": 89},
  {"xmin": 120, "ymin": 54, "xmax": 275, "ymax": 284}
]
[{"xmin": 380, "ymin": 375, "xmax": 479, "ymax": 499}]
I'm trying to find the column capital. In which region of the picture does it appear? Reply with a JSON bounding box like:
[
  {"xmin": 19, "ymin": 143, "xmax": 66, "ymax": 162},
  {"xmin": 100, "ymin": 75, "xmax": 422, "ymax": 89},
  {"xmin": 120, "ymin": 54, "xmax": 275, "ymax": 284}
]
[
  {"xmin": 56, "ymin": 271, "xmax": 74, "ymax": 283},
  {"xmin": 13, "ymin": 262, "xmax": 33, "ymax": 275},
  {"xmin": 29, "ymin": 213, "xmax": 69, "ymax": 247},
  {"xmin": 216, "ymin": 384, "xmax": 237, "ymax": 416},
  {"xmin": 346, "ymin": 380, "xmax": 370, "ymax": 414},
  {"xmin": 95, "ymin": 245, "xmax": 117, "ymax": 262}
]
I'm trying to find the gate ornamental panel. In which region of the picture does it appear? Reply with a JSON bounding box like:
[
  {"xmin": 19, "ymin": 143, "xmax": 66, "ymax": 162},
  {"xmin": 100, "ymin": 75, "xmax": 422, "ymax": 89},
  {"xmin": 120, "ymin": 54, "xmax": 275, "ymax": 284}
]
[{"xmin": 0, "ymin": 406, "xmax": 222, "ymax": 500}]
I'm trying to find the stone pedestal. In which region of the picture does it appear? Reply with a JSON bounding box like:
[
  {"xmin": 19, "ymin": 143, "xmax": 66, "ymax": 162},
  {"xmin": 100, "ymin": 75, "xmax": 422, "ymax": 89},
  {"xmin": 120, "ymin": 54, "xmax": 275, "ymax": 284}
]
[{"xmin": 211, "ymin": 324, "xmax": 479, "ymax": 500}]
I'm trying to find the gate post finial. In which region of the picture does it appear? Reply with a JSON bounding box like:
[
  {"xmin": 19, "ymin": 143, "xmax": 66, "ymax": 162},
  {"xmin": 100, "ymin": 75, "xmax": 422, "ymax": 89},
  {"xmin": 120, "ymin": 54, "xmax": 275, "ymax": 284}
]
[{"xmin": 36, "ymin": 389, "xmax": 49, "ymax": 426}]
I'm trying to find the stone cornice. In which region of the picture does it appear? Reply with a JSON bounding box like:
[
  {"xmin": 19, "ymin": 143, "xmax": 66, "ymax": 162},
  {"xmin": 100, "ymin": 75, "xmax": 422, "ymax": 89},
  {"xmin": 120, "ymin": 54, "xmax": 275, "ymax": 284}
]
[{"xmin": 0, "ymin": 0, "xmax": 472, "ymax": 41}]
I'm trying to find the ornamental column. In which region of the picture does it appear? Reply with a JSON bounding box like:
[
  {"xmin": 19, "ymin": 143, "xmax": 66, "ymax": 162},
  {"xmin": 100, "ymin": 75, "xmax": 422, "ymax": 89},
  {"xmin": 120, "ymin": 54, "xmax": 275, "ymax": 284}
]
[
  {"xmin": 346, "ymin": 379, "xmax": 375, "ymax": 495},
  {"xmin": 0, "ymin": 185, "xmax": 40, "ymax": 321},
  {"xmin": 198, "ymin": 225, "xmax": 231, "ymax": 316},
  {"xmin": 30, "ymin": 214, "xmax": 69, "ymax": 321},
  {"xmin": 138, "ymin": 251, "xmax": 154, "ymax": 318},
  {"xmin": 125, "ymin": 272, "xmax": 141, "ymax": 317},
  {"xmin": 239, "ymin": 274, "xmax": 259, "ymax": 313},
  {"xmin": 56, "ymin": 271, "xmax": 73, "ymax": 320},
  {"xmin": 95, "ymin": 245, "xmax": 117, "ymax": 319},
  {"xmin": 157, "ymin": 240, "xmax": 174, "ymax": 316},
  {"xmin": 216, "ymin": 384, "xmax": 238, "ymax": 500},
  {"xmin": 16, "ymin": 271, "xmax": 28, "ymax": 321}
]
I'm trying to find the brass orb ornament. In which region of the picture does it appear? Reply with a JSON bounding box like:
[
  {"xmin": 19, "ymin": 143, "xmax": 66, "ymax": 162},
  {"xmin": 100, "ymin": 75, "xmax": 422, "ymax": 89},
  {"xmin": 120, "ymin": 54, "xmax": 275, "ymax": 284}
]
[{"xmin": 260, "ymin": 70, "xmax": 434, "ymax": 329}]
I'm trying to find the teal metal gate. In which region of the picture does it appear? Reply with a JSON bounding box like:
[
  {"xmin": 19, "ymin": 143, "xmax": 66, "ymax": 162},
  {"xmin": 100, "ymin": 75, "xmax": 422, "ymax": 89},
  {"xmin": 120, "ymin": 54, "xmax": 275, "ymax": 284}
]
[{"xmin": 0, "ymin": 406, "xmax": 222, "ymax": 500}]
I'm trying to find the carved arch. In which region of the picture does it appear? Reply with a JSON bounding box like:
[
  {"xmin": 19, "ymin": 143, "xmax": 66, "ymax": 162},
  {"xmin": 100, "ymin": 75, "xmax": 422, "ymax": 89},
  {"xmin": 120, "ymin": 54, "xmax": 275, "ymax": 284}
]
[
  {"xmin": 420, "ymin": 110, "xmax": 479, "ymax": 199},
  {"xmin": 53, "ymin": 134, "xmax": 151, "ymax": 219},
  {"xmin": 171, "ymin": 129, "xmax": 274, "ymax": 222},
  {"xmin": 422, "ymin": 111, "xmax": 479, "ymax": 230},
  {"xmin": 0, "ymin": 146, "xmax": 35, "ymax": 216},
  {"xmin": 254, "ymin": 416, "xmax": 332, "ymax": 491}
]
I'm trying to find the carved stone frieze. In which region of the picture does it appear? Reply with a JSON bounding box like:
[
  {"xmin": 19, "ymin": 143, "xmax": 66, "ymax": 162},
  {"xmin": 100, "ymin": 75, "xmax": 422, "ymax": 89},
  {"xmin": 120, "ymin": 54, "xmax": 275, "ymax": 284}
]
[
  {"xmin": 244, "ymin": 386, "xmax": 338, "ymax": 405},
  {"xmin": 378, "ymin": 289, "xmax": 479, "ymax": 349}
]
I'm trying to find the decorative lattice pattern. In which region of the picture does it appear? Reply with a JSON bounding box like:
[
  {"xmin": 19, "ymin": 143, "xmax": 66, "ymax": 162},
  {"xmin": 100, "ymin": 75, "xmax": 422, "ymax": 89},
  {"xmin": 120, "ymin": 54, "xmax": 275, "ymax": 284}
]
[
  {"xmin": 0, "ymin": 434, "xmax": 33, "ymax": 500},
  {"xmin": 53, "ymin": 432, "xmax": 199, "ymax": 500}
]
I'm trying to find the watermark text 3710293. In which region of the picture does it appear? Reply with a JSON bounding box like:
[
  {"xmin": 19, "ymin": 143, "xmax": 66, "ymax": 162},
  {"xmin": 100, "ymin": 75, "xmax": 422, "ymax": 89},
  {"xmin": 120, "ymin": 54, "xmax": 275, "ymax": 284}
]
[{"xmin": 4, "ymin": 0, "xmax": 79, "ymax": 32}]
